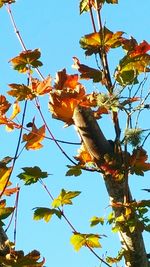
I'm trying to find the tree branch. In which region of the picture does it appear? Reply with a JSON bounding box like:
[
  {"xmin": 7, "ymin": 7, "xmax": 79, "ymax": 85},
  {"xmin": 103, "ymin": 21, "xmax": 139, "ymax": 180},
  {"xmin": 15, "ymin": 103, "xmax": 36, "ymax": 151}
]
[{"xmin": 73, "ymin": 105, "xmax": 149, "ymax": 267}]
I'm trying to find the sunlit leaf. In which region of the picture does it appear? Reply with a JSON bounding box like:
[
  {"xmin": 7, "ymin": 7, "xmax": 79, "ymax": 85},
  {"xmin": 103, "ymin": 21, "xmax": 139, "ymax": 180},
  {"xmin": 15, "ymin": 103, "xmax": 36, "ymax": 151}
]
[
  {"xmin": 130, "ymin": 147, "xmax": 150, "ymax": 176},
  {"xmin": 0, "ymin": 249, "xmax": 45, "ymax": 267},
  {"xmin": 115, "ymin": 42, "xmax": 150, "ymax": 85},
  {"xmin": 75, "ymin": 143, "xmax": 93, "ymax": 164},
  {"xmin": 70, "ymin": 233, "xmax": 101, "ymax": 251},
  {"xmin": 52, "ymin": 189, "xmax": 81, "ymax": 208},
  {"xmin": 0, "ymin": 0, "xmax": 15, "ymax": 8},
  {"xmin": 33, "ymin": 207, "xmax": 61, "ymax": 222},
  {"xmin": 90, "ymin": 216, "xmax": 104, "ymax": 227},
  {"xmin": 72, "ymin": 57, "xmax": 103, "ymax": 82},
  {"xmin": 0, "ymin": 167, "xmax": 12, "ymax": 191},
  {"xmin": 3, "ymin": 187, "xmax": 19, "ymax": 196},
  {"xmin": 80, "ymin": 27, "xmax": 124, "ymax": 56},
  {"xmin": 0, "ymin": 95, "xmax": 11, "ymax": 115},
  {"xmin": 31, "ymin": 76, "xmax": 52, "ymax": 96},
  {"xmin": 8, "ymin": 84, "xmax": 36, "ymax": 101},
  {"xmin": 10, "ymin": 101, "xmax": 21, "ymax": 120},
  {"xmin": 54, "ymin": 69, "xmax": 79, "ymax": 90},
  {"xmin": 17, "ymin": 166, "xmax": 48, "ymax": 185},
  {"xmin": 0, "ymin": 207, "xmax": 14, "ymax": 221},
  {"xmin": 9, "ymin": 49, "xmax": 43, "ymax": 73},
  {"xmin": 23, "ymin": 122, "xmax": 45, "ymax": 150}
]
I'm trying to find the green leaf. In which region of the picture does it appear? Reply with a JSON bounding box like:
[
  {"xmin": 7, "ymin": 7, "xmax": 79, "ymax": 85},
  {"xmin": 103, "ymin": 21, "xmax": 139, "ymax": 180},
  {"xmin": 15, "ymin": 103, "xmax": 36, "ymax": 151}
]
[
  {"xmin": 115, "ymin": 54, "xmax": 150, "ymax": 85},
  {"xmin": 52, "ymin": 189, "xmax": 81, "ymax": 208},
  {"xmin": 90, "ymin": 216, "xmax": 104, "ymax": 227},
  {"xmin": 66, "ymin": 165, "xmax": 82, "ymax": 177},
  {"xmin": 33, "ymin": 207, "xmax": 61, "ymax": 222},
  {"xmin": 17, "ymin": 166, "xmax": 48, "ymax": 185},
  {"xmin": 70, "ymin": 233, "xmax": 101, "ymax": 251},
  {"xmin": 0, "ymin": 207, "xmax": 14, "ymax": 221}
]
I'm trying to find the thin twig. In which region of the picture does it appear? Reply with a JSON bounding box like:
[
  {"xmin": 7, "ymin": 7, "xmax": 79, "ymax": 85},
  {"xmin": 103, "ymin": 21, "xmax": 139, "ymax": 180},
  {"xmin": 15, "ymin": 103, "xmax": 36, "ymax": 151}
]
[{"xmin": 39, "ymin": 179, "xmax": 111, "ymax": 267}]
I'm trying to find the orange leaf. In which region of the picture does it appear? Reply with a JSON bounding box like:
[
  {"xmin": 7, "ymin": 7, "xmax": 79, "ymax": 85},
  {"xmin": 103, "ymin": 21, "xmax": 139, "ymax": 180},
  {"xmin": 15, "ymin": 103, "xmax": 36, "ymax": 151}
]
[
  {"xmin": 130, "ymin": 147, "xmax": 150, "ymax": 176},
  {"xmin": 75, "ymin": 144, "xmax": 93, "ymax": 164},
  {"xmin": 49, "ymin": 96, "xmax": 79, "ymax": 126},
  {"xmin": 0, "ymin": 95, "xmax": 11, "ymax": 115},
  {"xmin": 31, "ymin": 76, "xmax": 52, "ymax": 95},
  {"xmin": 0, "ymin": 115, "xmax": 20, "ymax": 131},
  {"xmin": 54, "ymin": 69, "xmax": 79, "ymax": 90},
  {"xmin": 3, "ymin": 187, "xmax": 18, "ymax": 196},
  {"xmin": 129, "ymin": 40, "xmax": 150, "ymax": 57},
  {"xmin": 72, "ymin": 57, "xmax": 103, "ymax": 83},
  {"xmin": 23, "ymin": 122, "xmax": 45, "ymax": 150}
]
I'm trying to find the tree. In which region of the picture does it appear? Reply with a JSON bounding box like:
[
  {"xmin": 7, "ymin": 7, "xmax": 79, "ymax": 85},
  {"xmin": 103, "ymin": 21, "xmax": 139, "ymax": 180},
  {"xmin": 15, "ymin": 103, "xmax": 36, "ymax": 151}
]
[{"xmin": 0, "ymin": 1, "xmax": 150, "ymax": 267}]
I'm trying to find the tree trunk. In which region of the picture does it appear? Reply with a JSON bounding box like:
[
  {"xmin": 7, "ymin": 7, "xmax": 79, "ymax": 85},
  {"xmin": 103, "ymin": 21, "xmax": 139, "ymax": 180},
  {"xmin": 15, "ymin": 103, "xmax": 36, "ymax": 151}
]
[{"xmin": 73, "ymin": 105, "xmax": 149, "ymax": 267}]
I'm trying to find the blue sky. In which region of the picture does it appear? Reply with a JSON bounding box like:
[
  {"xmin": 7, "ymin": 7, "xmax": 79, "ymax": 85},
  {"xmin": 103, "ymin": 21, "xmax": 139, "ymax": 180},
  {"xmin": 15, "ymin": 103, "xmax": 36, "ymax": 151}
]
[{"xmin": 0, "ymin": 1, "xmax": 150, "ymax": 267}]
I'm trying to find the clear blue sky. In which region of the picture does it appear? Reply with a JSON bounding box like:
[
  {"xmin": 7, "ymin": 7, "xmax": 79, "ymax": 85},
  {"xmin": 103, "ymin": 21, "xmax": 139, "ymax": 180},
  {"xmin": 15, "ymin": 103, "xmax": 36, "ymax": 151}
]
[{"xmin": 0, "ymin": 1, "xmax": 150, "ymax": 267}]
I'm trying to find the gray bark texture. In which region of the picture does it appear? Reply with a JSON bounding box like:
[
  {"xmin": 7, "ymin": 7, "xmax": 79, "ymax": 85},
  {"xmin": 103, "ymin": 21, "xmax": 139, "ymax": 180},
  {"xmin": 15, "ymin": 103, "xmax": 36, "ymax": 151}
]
[{"xmin": 73, "ymin": 105, "xmax": 149, "ymax": 267}]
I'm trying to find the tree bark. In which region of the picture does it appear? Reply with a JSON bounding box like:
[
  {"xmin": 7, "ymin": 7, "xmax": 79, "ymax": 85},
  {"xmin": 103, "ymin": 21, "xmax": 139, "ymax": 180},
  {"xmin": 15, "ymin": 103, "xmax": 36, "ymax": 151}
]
[{"xmin": 73, "ymin": 105, "xmax": 149, "ymax": 267}]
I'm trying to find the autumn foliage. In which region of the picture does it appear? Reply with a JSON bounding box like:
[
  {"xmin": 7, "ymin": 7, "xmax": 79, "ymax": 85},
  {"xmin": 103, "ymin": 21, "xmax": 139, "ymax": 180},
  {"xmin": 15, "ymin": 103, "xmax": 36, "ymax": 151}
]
[{"xmin": 0, "ymin": 1, "xmax": 150, "ymax": 267}]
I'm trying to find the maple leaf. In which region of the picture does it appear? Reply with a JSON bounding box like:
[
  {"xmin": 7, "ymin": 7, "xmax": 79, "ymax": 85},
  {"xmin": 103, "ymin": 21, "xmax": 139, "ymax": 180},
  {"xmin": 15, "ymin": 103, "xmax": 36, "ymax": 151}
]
[
  {"xmin": 0, "ymin": 167, "xmax": 12, "ymax": 191},
  {"xmin": 70, "ymin": 233, "xmax": 101, "ymax": 251},
  {"xmin": 115, "ymin": 40, "xmax": 150, "ymax": 85},
  {"xmin": 33, "ymin": 207, "xmax": 61, "ymax": 222},
  {"xmin": 75, "ymin": 143, "xmax": 93, "ymax": 164},
  {"xmin": 54, "ymin": 68, "xmax": 79, "ymax": 90},
  {"xmin": 31, "ymin": 76, "xmax": 52, "ymax": 95},
  {"xmin": 0, "ymin": 95, "xmax": 11, "ymax": 115},
  {"xmin": 0, "ymin": 115, "xmax": 20, "ymax": 131},
  {"xmin": 52, "ymin": 189, "xmax": 81, "ymax": 208},
  {"xmin": 10, "ymin": 101, "xmax": 21, "ymax": 120},
  {"xmin": 80, "ymin": 27, "xmax": 124, "ymax": 55},
  {"xmin": 129, "ymin": 40, "xmax": 150, "ymax": 57},
  {"xmin": 18, "ymin": 166, "xmax": 48, "ymax": 185},
  {"xmin": 9, "ymin": 49, "xmax": 42, "ymax": 73},
  {"xmin": 72, "ymin": 57, "xmax": 103, "ymax": 82},
  {"xmin": 0, "ymin": 250, "xmax": 45, "ymax": 267},
  {"xmin": 130, "ymin": 147, "xmax": 150, "ymax": 176},
  {"xmin": 23, "ymin": 121, "xmax": 45, "ymax": 150},
  {"xmin": 8, "ymin": 83, "xmax": 36, "ymax": 101},
  {"xmin": 49, "ymin": 96, "xmax": 79, "ymax": 125}
]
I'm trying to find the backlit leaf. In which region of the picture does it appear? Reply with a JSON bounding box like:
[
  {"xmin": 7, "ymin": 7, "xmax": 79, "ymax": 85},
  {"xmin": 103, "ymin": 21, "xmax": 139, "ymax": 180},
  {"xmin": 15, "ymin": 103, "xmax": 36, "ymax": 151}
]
[
  {"xmin": 8, "ymin": 83, "xmax": 36, "ymax": 101},
  {"xmin": 52, "ymin": 189, "xmax": 81, "ymax": 208},
  {"xmin": 0, "ymin": 207, "xmax": 14, "ymax": 221},
  {"xmin": 9, "ymin": 49, "xmax": 42, "ymax": 73},
  {"xmin": 17, "ymin": 166, "xmax": 48, "ymax": 185},
  {"xmin": 66, "ymin": 165, "xmax": 82, "ymax": 177},
  {"xmin": 31, "ymin": 76, "xmax": 52, "ymax": 96},
  {"xmin": 75, "ymin": 143, "xmax": 93, "ymax": 164},
  {"xmin": 70, "ymin": 233, "xmax": 101, "ymax": 251},
  {"xmin": 33, "ymin": 207, "xmax": 61, "ymax": 222},
  {"xmin": 130, "ymin": 147, "xmax": 150, "ymax": 176},
  {"xmin": 72, "ymin": 57, "xmax": 103, "ymax": 82},
  {"xmin": 80, "ymin": 27, "xmax": 123, "ymax": 56},
  {"xmin": 0, "ymin": 95, "xmax": 11, "ymax": 115},
  {"xmin": 0, "ymin": 250, "xmax": 45, "ymax": 267},
  {"xmin": 10, "ymin": 101, "xmax": 21, "ymax": 120},
  {"xmin": 23, "ymin": 122, "xmax": 45, "ymax": 150},
  {"xmin": 90, "ymin": 216, "xmax": 104, "ymax": 227},
  {"xmin": 115, "ymin": 41, "xmax": 150, "ymax": 85},
  {"xmin": 0, "ymin": 167, "xmax": 12, "ymax": 191},
  {"xmin": 0, "ymin": 0, "xmax": 15, "ymax": 8}
]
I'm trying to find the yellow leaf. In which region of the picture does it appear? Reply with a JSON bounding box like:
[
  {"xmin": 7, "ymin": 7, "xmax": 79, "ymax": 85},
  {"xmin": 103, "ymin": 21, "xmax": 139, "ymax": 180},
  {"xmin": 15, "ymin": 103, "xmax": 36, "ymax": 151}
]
[
  {"xmin": 10, "ymin": 101, "xmax": 21, "ymax": 120},
  {"xmin": 0, "ymin": 168, "xmax": 12, "ymax": 191}
]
